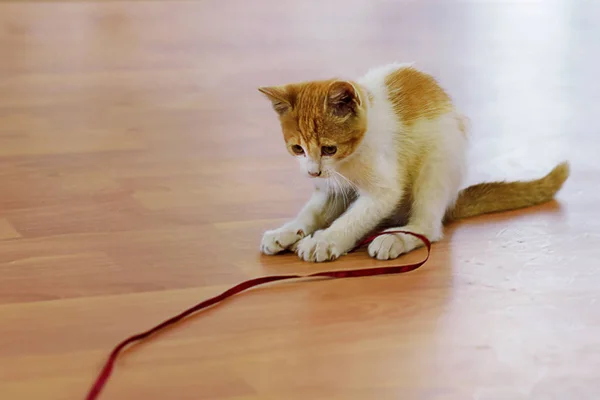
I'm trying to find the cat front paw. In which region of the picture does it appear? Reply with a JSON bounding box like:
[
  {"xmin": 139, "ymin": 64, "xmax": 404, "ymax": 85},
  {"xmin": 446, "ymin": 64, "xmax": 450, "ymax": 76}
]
[
  {"xmin": 261, "ymin": 227, "xmax": 307, "ymax": 255},
  {"xmin": 296, "ymin": 230, "xmax": 344, "ymax": 263},
  {"xmin": 367, "ymin": 229, "xmax": 418, "ymax": 260}
]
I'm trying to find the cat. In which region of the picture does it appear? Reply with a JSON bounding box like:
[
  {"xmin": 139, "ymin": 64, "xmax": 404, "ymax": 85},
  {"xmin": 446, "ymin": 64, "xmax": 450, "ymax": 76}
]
[{"xmin": 258, "ymin": 62, "xmax": 569, "ymax": 263}]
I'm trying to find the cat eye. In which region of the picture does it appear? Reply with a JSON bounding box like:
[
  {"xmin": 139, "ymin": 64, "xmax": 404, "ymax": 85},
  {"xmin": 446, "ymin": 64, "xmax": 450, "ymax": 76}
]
[
  {"xmin": 291, "ymin": 144, "xmax": 304, "ymax": 155},
  {"xmin": 321, "ymin": 146, "xmax": 337, "ymax": 156}
]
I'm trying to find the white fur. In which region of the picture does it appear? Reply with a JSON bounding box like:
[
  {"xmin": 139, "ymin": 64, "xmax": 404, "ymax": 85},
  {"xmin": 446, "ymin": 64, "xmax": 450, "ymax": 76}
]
[
  {"xmin": 368, "ymin": 113, "xmax": 467, "ymax": 260},
  {"xmin": 261, "ymin": 63, "xmax": 468, "ymax": 262}
]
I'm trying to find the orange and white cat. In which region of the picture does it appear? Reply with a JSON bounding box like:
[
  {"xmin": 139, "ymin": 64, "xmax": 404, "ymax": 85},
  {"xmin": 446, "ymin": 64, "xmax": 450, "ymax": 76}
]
[{"xmin": 258, "ymin": 63, "xmax": 569, "ymax": 263}]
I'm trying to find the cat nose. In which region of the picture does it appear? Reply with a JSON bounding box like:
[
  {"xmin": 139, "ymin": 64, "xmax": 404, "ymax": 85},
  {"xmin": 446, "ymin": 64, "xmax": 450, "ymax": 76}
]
[{"xmin": 308, "ymin": 170, "xmax": 322, "ymax": 177}]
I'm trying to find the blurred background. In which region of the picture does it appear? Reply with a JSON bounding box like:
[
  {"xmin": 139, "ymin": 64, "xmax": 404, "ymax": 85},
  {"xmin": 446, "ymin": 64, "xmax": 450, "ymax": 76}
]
[{"xmin": 1, "ymin": 1, "xmax": 598, "ymax": 399}]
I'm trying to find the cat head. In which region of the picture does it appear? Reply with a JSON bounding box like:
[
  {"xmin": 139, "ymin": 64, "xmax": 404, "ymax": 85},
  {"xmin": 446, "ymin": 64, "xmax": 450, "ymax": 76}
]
[{"xmin": 258, "ymin": 79, "xmax": 368, "ymax": 178}]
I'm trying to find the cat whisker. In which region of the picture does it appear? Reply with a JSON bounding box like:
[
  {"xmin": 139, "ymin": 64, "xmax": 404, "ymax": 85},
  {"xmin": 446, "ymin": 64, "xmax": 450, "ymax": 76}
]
[{"xmin": 333, "ymin": 173, "xmax": 352, "ymax": 210}]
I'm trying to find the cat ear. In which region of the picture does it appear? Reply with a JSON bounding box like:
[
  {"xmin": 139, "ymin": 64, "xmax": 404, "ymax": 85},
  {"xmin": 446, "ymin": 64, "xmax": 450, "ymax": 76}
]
[
  {"xmin": 326, "ymin": 81, "xmax": 362, "ymax": 117},
  {"xmin": 258, "ymin": 86, "xmax": 292, "ymax": 115}
]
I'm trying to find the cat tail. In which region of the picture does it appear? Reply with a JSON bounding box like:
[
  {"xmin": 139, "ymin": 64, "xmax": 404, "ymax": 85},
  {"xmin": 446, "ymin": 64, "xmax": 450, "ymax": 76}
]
[{"xmin": 444, "ymin": 161, "xmax": 570, "ymax": 222}]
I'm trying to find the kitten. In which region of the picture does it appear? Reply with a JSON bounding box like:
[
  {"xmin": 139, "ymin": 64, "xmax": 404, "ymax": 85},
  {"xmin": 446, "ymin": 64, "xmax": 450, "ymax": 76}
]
[{"xmin": 258, "ymin": 63, "xmax": 569, "ymax": 263}]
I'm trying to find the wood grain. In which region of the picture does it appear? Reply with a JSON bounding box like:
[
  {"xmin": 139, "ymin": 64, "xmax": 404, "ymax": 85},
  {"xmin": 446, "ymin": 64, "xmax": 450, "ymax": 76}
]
[{"xmin": 1, "ymin": 0, "xmax": 599, "ymax": 399}]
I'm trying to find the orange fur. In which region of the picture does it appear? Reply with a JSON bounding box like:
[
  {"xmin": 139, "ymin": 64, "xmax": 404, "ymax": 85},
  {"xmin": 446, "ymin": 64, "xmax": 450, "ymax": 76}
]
[
  {"xmin": 258, "ymin": 80, "xmax": 368, "ymax": 161},
  {"xmin": 384, "ymin": 66, "xmax": 453, "ymax": 125},
  {"xmin": 445, "ymin": 162, "xmax": 570, "ymax": 222}
]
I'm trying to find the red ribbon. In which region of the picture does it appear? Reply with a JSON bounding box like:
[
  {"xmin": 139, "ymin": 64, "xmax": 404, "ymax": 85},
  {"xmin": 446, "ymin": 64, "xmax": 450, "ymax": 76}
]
[{"xmin": 85, "ymin": 230, "xmax": 431, "ymax": 399}]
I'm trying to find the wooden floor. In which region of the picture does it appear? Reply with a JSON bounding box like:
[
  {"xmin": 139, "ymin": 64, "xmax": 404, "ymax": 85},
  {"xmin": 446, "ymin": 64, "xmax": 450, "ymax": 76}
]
[{"xmin": 1, "ymin": 0, "xmax": 599, "ymax": 399}]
